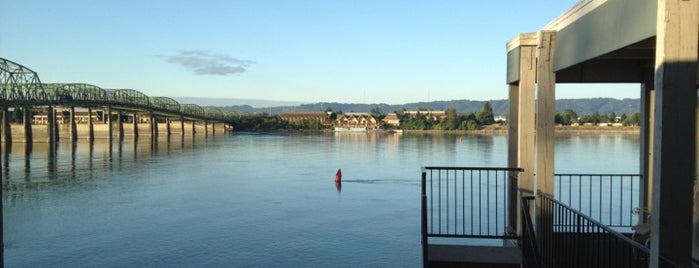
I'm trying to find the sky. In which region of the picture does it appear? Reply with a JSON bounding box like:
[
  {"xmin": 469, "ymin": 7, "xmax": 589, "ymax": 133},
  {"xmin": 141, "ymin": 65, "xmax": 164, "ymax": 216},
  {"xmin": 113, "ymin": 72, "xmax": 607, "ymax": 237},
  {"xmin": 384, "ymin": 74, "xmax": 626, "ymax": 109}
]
[{"xmin": 0, "ymin": 0, "xmax": 640, "ymax": 105}]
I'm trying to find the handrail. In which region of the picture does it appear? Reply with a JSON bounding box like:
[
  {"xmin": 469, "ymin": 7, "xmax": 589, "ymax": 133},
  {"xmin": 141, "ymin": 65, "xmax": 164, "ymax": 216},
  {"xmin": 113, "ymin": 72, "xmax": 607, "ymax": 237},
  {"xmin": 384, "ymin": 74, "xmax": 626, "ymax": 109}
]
[
  {"xmin": 537, "ymin": 193, "xmax": 681, "ymax": 267},
  {"xmin": 520, "ymin": 195, "xmax": 541, "ymax": 268}
]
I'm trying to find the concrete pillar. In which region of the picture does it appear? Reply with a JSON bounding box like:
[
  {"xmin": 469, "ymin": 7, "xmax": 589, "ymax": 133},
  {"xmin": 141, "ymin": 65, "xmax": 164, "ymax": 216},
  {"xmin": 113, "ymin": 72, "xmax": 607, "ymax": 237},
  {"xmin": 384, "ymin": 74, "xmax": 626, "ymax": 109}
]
[
  {"xmin": 2, "ymin": 105, "xmax": 11, "ymax": 143},
  {"xmin": 88, "ymin": 107, "xmax": 94, "ymax": 141},
  {"xmin": 192, "ymin": 121, "xmax": 196, "ymax": 135},
  {"xmin": 117, "ymin": 112, "xmax": 124, "ymax": 139},
  {"xmin": 107, "ymin": 106, "xmax": 112, "ymax": 142},
  {"xmin": 535, "ymin": 31, "xmax": 556, "ymax": 196},
  {"xmin": 212, "ymin": 121, "xmax": 216, "ymax": 134},
  {"xmin": 640, "ymin": 81, "xmax": 655, "ymax": 220},
  {"xmin": 650, "ymin": 0, "xmax": 699, "ymax": 266},
  {"xmin": 166, "ymin": 118, "xmax": 171, "ymax": 136},
  {"xmin": 205, "ymin": 121, "xmax": 209, "ymax": 135},
  {"xmin": 132, "ymin": 112, "xmax": 138, "ymax": 137},
  {"xmin": 151, "ymin": 112, "xmax": 157, "ymax": 136},
  {"xmin": 23, "ymin": 107, "xmax": 32, "ymax": 143},
  {"xmin": 517, "ymin": 44, "xmax": 537, "ymax": 196},
  {"xmin": 47, "ymin": 106, "xmax": 55, "ymax": 144},
  {"xmin": 180, "ymin": 116, "xmax": 185, "ymax": 137},
  {"xmin": 69, "ymin": 106, "xmax": 77, "ymax": 142}
]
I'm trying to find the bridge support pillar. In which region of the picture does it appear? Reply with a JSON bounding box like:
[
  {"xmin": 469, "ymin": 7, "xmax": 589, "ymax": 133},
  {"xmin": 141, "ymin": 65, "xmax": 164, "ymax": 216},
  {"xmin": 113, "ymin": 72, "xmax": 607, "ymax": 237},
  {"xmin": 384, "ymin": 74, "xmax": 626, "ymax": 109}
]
[
  {"xmin": 23, "ymin": 107, "xmax": 32, "ymax": 143},
  {"xmin": 88, "ymin": 107, "xmax": 94, "ymax": 141},
  {"xmin": 117, "ymin": 111, "xmax": 124, "ymax": 140},
  {"xmin": 192, "ymin": 120, "xmax": 196, "ymax": 136},
  {"xmin": 132, "ymin": 112, "xmax": 138, "ymax": 138},
  {"xmin": 180, "ymin": 116, "xmax": 185, "ymax": 137},
  {"xmin": 205, "ymin": 121, "xmax": 208, "ymax": 136},
  {"xmin": 70, "ymin": 106, "xmax": 77, "ymax": 142},
  {"xmin": 650, "ymin": 0, "xmax": 699, "ymax": 266},
  {"xmin": 2, "ymin": 105, "xmax": 11, "ymax": 143},
  {"xmin": 151, "ymin": 112, "xmax": 157, "ymax": 137},
  {"xmin": 107, "ymin": 106, "xmax": 113, "ymax": 142},
  {"xmin": 166, "ymin": 118, "xmax": 171, "ymax": 136},
  {"xmin": 47, "ymin": 106, "xmax": 56, "ymax": 144}
]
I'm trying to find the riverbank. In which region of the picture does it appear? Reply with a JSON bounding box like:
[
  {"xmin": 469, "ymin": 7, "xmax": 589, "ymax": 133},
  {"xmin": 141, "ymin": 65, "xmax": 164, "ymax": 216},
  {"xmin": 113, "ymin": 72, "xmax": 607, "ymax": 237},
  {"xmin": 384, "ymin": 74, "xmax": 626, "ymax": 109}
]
[{"xmin": 396, "ymin": 125, "xmax": 640, "ymax": 135}]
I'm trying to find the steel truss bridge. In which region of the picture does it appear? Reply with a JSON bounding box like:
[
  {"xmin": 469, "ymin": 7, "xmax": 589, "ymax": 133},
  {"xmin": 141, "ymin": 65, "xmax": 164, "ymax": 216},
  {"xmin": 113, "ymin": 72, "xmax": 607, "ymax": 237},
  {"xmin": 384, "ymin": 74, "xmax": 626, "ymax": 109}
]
[{"xmin": 0, "ymin": 57, "xmax": 233, "ymax": 123}]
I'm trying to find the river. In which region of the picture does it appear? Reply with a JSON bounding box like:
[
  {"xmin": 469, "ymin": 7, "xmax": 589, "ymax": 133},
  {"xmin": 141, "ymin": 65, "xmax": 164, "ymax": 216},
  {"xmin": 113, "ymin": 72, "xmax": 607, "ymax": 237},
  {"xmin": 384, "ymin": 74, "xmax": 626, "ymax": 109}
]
[{"xmin": 3, "ymin": 132, "xmax": 639, "ymax": 267}]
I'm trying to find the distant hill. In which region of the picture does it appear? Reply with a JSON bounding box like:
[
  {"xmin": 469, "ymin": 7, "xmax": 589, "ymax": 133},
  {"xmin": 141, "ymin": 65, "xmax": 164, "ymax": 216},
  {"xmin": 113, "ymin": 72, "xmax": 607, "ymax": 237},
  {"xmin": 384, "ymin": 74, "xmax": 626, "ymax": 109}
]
[{"xmin": 217, "ymin": 98, "xmax": 641, "ymax": 116}]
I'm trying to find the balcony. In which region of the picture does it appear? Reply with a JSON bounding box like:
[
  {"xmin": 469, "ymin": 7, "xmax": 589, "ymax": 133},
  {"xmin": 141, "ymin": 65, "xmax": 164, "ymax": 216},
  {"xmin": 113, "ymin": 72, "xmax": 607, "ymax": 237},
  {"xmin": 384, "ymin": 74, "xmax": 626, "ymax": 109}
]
[{"xmin": 420, "ymin": 167, "xmax": 685, "ymax": 267}]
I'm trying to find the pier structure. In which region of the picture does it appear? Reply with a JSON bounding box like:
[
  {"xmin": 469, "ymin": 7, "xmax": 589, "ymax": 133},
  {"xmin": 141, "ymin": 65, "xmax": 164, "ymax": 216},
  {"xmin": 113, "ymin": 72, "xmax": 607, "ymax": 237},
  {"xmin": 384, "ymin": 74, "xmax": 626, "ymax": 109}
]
[
  {"xmin": 506, "ymin": 0, "xmax": 696, "ymax": 266},
  {"xmin": 423, "ymin": 0, "xmax": 699, "ymax": 267},
  {"xmin": 0, "ymin": 58, "xmax": 234, "ymax": 143}
]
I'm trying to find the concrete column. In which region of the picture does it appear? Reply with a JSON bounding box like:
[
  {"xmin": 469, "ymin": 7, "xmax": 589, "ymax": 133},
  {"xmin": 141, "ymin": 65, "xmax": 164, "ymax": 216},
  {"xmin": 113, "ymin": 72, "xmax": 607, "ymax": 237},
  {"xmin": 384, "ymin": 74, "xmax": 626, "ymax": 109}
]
[
  {"xmin": 640, "ymin": 82, "xmax": 655, "ymax": 219},
  {"xmin": 517, "ymin": 44, "xmax": 537, "ymax": 196},
  {"xmin": 2, "ymin": 105, "xmax": 11, "ymax": 143},
  {"xmin": 107, "ymin": 106, "xmax": 112, "ymax": 142},
  {"xmin": 47, "ymin": 106, "xmax": 55, "ymax": 144},
  {"xmin": 166, "ymin": 118, "xmax": 171, "ymax": 136},
  {"xmin": 23, "ymin": 107, "xmax": 32, "ymax": 143},
  {"xmin": 180, "ymin": 116, "xmax": 185, "ymax": 137},
  {"xmin": 69, "ymin": 106, "xmax": 77, "ymax": 142},
  {"xmin": 192, "ymin": 121, "xmax": 196, "ymax": 135},
  {"xmin": 535, "ymin": 31, "xmax": 556, "ymax": 196},
  {"xmin": 117, "ymin": 112, "xmax": 124, "ymax": 139},
  {"xmin": 132, "ymin": 112, "xmax": 138, "ymax": 137},
  {"xmin": 88, "ymin": 107, "xmax": 94, "ymax": 141},
  {"xmin": 151, "ymin": 112, "xmax": 157, "ymax": 136},
  {"xmin": 205, "ymin": 121, "xmax": 209, "ymax": 135},
  {"xmin": 650, "ymin": 0, "xmax": 699, "ymax": 266},
  {"xmin": 212, "ymin": 121, "xmax": 216, "ymax": 134}
]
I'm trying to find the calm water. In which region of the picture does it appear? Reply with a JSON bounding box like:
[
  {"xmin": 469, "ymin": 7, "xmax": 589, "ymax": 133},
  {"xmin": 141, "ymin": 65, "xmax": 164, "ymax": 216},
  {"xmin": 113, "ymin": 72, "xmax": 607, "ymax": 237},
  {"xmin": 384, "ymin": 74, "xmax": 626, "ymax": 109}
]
[{"xmin": 3, "ymin": 132, "xmax": 639, "ymax": 267}]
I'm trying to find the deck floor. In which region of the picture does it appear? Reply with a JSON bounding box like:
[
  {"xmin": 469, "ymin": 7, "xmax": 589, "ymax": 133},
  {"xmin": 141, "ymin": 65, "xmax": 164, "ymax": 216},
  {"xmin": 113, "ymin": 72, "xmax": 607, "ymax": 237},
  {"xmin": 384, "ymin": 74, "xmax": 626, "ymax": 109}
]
[{"xmin": 427, "ymin": 244, "xmax": 521, "ymax": 268}]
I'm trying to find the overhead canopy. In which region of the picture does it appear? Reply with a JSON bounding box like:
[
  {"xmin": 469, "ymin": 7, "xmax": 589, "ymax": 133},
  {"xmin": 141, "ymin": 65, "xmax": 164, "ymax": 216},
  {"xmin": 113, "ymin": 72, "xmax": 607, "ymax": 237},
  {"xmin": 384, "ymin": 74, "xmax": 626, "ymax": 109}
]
[{"xmin": 507, "ymin": 0, "xmax": 657, "ymax": 84}]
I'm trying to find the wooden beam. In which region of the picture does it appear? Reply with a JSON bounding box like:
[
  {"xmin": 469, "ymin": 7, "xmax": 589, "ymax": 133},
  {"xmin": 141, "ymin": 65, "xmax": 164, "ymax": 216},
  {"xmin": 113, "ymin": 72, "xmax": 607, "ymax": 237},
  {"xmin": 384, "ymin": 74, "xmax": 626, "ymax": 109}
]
[
  {"xmin": 650, "ymin": 0, "xmax": 699, "ymax": 266},
  {"xmin": 536, "ymin": 31, "xmax": 556, "ymax": 196}
]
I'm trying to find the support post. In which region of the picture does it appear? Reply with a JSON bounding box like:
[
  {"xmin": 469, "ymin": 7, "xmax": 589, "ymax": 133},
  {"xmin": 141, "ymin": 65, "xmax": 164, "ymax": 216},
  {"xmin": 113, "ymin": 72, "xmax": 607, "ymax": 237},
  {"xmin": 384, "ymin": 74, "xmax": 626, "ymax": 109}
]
[
  {"xmin": 151, "ymin": 111, "xmax": 157, "ymax": 136},
  {"xmin": 180, "ymin": 116, "xmax": 185, "ymax": 137},
  {"xmin": 192, "ymin": 121, "xmax": 196, "ymax": 136},
  {"xmin": 23, "ymin": 107, "xmax": 32, "ymax": 143},
  {"xmin": 117, "ymin": 111, "xmax": 124, "ymax": 140},
  {"xmin": 507, "ymin": 84, "xmax": 519, "ymax": 231},
  {"xmin": 133, "ymin": 112, "xmax": 138, "ymax": 137},
  {"xmin": 640, "ymin": 81, "xmax": 655, "ymax": 220},
  {"xmin": 47, "ymin": 106, "xmax": 55, "ymax": 144},
  {"xmin": 70, "ymin": 106, "xmax": 77, "ymax": 142},
  {"xmin": 535, "ymin": 31, "xmax": 556, "ymax": 197},
  {"xmin": 650, "ymin": 0, "xmax": 699, "ymax": 266},
  {"xmin": 166, "ymin": 118, "xmax": 171, "ymax": 136},
  {"xmin": 517, "ymin": 44, "xmax": 537, "ymax": 196},
  {"xmin": 88, "ymin": 107, "xmax": 94, "ymax": 141},
  {"xmin": 107, "ymin": 106, "xmax": 112, "ymax": 142},
  {"xmin": 2, "ymin": 105, "xmax": 11, "ymax": 143}
]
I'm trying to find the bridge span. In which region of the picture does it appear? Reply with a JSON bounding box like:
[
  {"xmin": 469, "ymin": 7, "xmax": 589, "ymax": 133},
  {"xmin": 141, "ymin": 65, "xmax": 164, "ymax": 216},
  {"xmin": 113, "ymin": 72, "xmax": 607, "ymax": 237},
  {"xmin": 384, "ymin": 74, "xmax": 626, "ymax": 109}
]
[{"xmin": 0, "ymin": 58, "xmax": 236, "ymax": 143}]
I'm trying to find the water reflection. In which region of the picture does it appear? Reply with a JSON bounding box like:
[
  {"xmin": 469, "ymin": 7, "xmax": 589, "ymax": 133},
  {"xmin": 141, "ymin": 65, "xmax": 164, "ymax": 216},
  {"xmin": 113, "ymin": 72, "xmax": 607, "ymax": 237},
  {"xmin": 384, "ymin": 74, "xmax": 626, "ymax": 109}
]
[{"xmin": 1, "ymin": 133, "xmax": 225, "ymax": 185}]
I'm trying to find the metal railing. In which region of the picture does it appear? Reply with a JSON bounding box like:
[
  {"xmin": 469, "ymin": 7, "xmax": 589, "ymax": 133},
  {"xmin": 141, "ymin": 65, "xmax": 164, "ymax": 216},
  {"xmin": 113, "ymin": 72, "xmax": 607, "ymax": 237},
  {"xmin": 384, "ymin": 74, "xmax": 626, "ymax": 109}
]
[
  {"xmin": 536, "ymin": 193, "xmax": 680, "ymax": 268},
  {"xmin": 421, "ymin": 167, "xmax": 523, "ymax": 241},
  {"xmin": 555, "ymin": 174, "xmax": 642, "ymax": 228},
  {"xmin": 520, "ymin": 195, "xmax": 541, "ymax": 268}
]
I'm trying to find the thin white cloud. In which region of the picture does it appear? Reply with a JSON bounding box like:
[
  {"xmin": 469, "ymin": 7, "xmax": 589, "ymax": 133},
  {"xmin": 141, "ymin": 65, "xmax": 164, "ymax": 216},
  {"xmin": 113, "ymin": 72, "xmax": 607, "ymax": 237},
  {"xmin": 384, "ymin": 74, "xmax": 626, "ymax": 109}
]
[{"xmin": 165, "ymin": 50, "xmax": 254, "ymax": 76}]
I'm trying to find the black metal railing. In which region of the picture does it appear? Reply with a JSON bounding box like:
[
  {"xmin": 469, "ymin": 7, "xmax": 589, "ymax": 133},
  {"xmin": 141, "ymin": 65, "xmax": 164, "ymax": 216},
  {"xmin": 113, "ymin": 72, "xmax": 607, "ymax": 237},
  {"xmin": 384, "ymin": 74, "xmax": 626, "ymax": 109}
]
[
  {"xmin": 520, "ymin": 195, "xmax": 541, "ymax": 268},
  {"xmin": 421, "ymin": 167, "xmax": 523, "ymax": 242},
  {"xmin": 555, "ymin": 174, "xmax": 642, "ymax": 228},
  {"xmin": 536, "ymin": 193, "xmax": 680, "ymax": 268}
]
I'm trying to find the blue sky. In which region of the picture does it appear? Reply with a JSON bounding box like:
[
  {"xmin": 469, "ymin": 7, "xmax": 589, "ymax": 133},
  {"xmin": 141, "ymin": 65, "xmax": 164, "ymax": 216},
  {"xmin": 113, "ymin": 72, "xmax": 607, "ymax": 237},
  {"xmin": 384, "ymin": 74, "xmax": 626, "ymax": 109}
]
[{"xmin": 1, "ymin": 0, "xmax": 639, "ymax": 105}]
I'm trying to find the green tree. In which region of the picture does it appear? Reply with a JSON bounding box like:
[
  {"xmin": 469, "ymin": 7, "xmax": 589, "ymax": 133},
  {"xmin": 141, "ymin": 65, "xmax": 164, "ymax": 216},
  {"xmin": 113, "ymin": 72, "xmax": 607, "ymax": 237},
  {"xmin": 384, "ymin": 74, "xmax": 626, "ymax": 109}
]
[
  {"xmin": 623, "ymin": 112, "xmax": 641, "ymax": 126},
  {"xmin": 555, "ymin": 109, "xmax": 578, "ymax": 125},
  {"xmin": 476, "ymin": 102, "xmax": 494, "ymax": 125}
]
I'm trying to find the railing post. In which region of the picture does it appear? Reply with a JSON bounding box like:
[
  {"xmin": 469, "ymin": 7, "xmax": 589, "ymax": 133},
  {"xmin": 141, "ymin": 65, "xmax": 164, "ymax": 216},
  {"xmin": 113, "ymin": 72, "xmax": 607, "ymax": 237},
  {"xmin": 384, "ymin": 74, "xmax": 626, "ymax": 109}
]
[{"xmin": 421, "ymin": 169, "xmax": 428, "ymax": 268}]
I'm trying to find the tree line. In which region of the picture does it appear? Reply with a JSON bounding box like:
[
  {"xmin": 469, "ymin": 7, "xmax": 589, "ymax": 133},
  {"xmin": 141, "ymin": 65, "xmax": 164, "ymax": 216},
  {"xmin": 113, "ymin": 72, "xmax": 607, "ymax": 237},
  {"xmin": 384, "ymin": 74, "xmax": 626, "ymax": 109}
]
[{"xmin": 228, "ymin": 102, "xmax": 641, "ymax": 131}]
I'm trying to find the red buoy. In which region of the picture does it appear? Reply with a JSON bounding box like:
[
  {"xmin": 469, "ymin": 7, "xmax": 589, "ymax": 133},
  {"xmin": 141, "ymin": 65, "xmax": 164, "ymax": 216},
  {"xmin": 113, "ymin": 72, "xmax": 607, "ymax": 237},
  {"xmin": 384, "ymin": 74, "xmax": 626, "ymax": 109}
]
[{"xmin": 335, "ymin": 168, "xmax": 342, "ymax": 182}]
